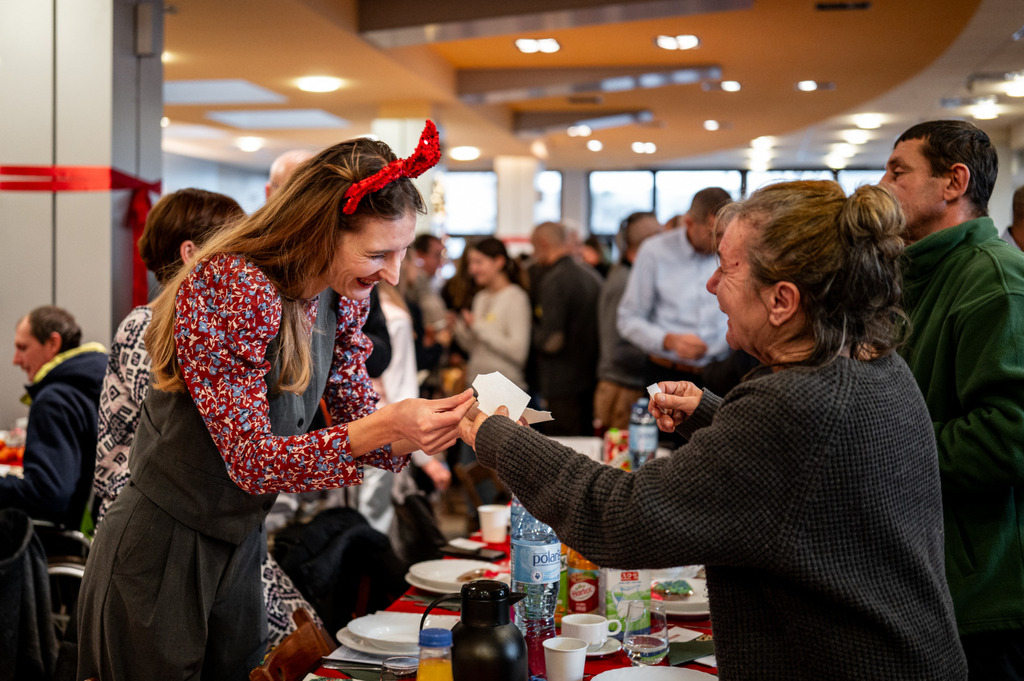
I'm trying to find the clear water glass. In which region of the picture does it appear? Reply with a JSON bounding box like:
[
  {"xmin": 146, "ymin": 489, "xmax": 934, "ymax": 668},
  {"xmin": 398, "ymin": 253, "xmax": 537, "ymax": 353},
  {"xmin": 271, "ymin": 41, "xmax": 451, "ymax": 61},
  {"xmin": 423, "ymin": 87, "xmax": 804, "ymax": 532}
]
[
  {"xmin": 380, "ymin": 655, "xmax": 418, "ymax": 680},
  {"xmin": 623, "ymin": 600, "xmax": 669, "ymax": 666}
]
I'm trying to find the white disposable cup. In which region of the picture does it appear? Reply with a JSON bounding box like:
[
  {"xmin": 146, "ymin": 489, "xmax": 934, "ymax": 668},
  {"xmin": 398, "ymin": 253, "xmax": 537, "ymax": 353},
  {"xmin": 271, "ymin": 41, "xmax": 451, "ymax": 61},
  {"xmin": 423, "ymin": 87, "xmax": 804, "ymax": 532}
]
[
  {"xmin": 477, "ymin": 504, "xmax": 510, "ymax": 543},
  {"xmin": 543, "ymin": 636, "xmax": 588, "ymax": 681},
  {"xmin": 561, "ymin": 613, "xmax": 623, "ymax": 651}
]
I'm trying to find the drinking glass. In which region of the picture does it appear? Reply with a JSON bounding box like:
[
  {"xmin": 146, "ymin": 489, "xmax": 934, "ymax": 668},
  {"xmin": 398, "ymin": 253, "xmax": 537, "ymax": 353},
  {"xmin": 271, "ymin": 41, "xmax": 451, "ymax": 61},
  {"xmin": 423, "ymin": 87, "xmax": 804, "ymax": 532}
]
[
  {"xmin": 622, "ymin": 600, "xmax": 668, "ymax": 666},
  {"xmin": 380, "ymin": 656, "xmax": 418, "ymax": 680}
]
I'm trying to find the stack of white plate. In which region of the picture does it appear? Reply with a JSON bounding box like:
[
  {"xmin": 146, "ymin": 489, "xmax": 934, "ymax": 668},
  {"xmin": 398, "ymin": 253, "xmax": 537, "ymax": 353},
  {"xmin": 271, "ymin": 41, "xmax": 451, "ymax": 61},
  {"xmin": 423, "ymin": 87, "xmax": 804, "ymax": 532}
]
[
  {"xmin": 405, "ymin": 559, "xmax": 511, "ymax": 595},
  {"xmin": 335, "ymin": 612, "xmax": 459, "ymax": 657}
]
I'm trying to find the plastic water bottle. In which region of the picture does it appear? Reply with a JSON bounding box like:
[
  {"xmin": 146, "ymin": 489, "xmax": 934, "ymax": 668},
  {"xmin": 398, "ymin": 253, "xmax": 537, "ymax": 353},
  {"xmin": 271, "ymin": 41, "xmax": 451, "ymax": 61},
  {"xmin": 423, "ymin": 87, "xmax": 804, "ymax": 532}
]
[
  {"xmin": 628, "ymin": 397, "xmax": 658, "ymax": 470},
  {"xmin": 511, "ymin": 506, "xmax": 560, "ymax": 679},
  {"xmin": 510, "ymin": 495, "xmax": 525, "ymax": 535}
]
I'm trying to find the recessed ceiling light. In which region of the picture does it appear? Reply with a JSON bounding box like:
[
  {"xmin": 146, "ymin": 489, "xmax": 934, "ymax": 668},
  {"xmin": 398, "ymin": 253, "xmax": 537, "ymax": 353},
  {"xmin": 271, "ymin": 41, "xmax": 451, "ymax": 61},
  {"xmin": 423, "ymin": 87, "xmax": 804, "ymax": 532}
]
[
  {"xmin": 796, "ymin": 80, "xmax": 819, "ymax": 92},
  {"xmin": 703, "ymin": 120, "xmax": 720, "ymax": 131},
  {"xmin": 721, "ymin": 80, "xmax": 742, "ymax": 92},
  {"xmin": 1006, "ymin": 76, "xmax": 1024, "ymax": 97},
  {"xmin": 236, "ymin": 136, "xmax": 263, "ymax": 152},
  {"xmin": 296, "ymin": 76, "xmax": 344, "ymax": 93},
  {"xmin": 750, "ymin": 160, "xmax": 770, "ymax": 172},
  {"xmin": 749, "ymin": 148, "xmax": 773, "ymax": 163},
  {"xmin": 567, "ymin": 125, "xmax": 592, "ymax": 137},
  {"xmin": 842, "ymin": 129, "xmax": 870, "ymax": 144},
  {"xmin": 750, "ymin": 136, "xmax": 774, "ymax": 149},
  {"xmin": 825, "ymin": 154, "xmax": 849, "ymax": 169},
  {"xmin": 587, "ymin": 139, "xmax": 604, "ymax": 152},
  {"xmin": 516, "ymin": 38, "xmax": 560, "ymax": 53},
  {"xmin": 449, "ymin": 146, "xmax": 481, "ymax": 161},
  {"xmin": 655, "ymin": 34, "xmax": 700, "ymax": 50},
  {"xmin": 631, "ymin": 142, "xmax": 656, "ymax": 154},
  {"xmin": 160, "ymin": 116, "xmax": 169, "ymax": 128},
  {"xmin": 971, "ymin": 96, "xmax": 999, "ymax": 120},
  {"xmin": 531, "ymin": 140, "xmax": 549, "ymax": 159},
  {"xmin": 854, "ymin": 113, "xmax": 883, "ymax": 129},
  {"xmin": 161, "ymin": 51, "xmax": 173, "ymax": 63},
  {"xmin": 832, "ymin": 143, "xmax": 857, "ymax": 157}
]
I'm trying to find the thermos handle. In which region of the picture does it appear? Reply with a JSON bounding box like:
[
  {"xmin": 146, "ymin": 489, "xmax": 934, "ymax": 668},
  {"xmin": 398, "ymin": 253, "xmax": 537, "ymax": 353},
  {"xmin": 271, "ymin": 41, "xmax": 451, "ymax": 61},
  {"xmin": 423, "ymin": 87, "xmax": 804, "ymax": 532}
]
[{"xmin": 420, "ymin": 592, "xmax": 460, "ymax": 631}]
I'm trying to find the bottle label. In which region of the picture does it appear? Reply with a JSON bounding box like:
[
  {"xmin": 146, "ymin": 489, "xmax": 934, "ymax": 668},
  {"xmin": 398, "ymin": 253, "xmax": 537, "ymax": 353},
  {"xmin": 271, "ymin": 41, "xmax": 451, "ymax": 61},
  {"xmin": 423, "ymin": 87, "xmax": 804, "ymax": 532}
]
[
  {"xmin": 512, "ymin": 541, "xmax": 561, "ymax": 583},
  {"xmin": 629, "ymin": 423, "xmax": 658, "ymax": 453},
  {"xmin": 567, "ymin": 567, "xmax": 600, "ymax": 613}
]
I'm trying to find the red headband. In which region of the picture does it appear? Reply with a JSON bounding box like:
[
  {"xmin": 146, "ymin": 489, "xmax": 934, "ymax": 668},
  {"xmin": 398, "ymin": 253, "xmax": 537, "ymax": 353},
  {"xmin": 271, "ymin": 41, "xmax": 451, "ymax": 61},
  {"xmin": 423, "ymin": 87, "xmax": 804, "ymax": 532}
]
[{"xmin": 342, "ymin": 119, "xmax": 441, "ymax": 215}]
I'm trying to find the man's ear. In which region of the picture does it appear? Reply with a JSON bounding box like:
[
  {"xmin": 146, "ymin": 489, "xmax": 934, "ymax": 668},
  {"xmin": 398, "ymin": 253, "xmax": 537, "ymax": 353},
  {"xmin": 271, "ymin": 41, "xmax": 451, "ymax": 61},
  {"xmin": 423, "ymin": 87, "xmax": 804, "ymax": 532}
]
[
  {"xmin": 765, "ymin": 281, "xmax": 801, "ymax": 327},
  {"xmin": 44, "ymin": 331, "xmax": 62, "ymax": 358},
  {"xmin": 943, "ymin": 163, "xmax": 971, "ymax": 202}
]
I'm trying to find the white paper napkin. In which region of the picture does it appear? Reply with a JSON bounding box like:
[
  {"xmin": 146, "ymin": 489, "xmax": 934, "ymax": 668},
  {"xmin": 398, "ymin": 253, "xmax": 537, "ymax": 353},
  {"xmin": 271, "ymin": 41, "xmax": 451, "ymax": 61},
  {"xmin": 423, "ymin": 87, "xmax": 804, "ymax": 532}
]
[{"xmin": 472, "ymin": 372, "xmax": 553, "ymax": 424}]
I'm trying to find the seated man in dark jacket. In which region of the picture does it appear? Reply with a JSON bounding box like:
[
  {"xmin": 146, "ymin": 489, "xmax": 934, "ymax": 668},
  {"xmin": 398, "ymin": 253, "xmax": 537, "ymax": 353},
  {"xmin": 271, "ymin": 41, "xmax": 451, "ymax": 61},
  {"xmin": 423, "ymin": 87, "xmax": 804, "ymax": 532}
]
[{"xmin": 6, "ymin": 305, "xmax": 106, "ymax": 528}]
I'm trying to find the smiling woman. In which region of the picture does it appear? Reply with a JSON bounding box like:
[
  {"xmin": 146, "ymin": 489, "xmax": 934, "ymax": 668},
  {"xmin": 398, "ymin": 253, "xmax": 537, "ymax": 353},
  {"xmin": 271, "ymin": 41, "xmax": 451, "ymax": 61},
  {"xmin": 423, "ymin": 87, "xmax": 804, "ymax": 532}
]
[{"xmin": 75, "ymin": 121, "xmax": 476, "ymax": 681}]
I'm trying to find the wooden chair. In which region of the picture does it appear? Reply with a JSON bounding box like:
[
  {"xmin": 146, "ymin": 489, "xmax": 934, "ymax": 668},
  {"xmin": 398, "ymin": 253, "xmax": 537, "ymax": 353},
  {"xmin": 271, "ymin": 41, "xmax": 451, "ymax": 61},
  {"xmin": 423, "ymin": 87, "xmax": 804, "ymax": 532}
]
[
  {"xmin": 249, "ymin": 608, "xmax": 335, "ymax": 681},
  {"xmin": 453, "ymin": 461, "xmax": 511, "ymax": 533}
]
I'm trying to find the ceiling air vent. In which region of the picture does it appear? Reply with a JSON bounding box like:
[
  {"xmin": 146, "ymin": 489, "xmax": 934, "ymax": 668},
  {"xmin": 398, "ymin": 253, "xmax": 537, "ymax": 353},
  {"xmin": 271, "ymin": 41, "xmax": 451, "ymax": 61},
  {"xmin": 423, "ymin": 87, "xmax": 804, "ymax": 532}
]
[{"xmin": 815, "ymin": 2, "xmax": 870, "ymax": 10}]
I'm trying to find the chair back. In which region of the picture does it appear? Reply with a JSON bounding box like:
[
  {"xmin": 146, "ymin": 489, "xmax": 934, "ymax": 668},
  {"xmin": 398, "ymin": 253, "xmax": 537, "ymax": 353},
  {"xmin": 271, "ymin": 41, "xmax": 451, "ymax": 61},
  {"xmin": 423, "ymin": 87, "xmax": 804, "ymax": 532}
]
[{"xmin": 249, "ymin": 608, "xmax": 334, "ymax": 681}]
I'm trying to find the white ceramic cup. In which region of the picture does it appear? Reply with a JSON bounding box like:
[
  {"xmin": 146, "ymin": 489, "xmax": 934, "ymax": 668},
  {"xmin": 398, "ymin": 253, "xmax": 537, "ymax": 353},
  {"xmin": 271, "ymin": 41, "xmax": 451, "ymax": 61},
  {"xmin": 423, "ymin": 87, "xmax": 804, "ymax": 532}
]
[
  {"xmin": 542, "ymin": 636, "xmax": 588, "ymax": 681},
  {"xmin": 560, "ymin": 613, "xmax": 623, "ymax": 651},
  {"xmin": 477, "ymin": 504, "xmax": 510, "ymax": 543}
]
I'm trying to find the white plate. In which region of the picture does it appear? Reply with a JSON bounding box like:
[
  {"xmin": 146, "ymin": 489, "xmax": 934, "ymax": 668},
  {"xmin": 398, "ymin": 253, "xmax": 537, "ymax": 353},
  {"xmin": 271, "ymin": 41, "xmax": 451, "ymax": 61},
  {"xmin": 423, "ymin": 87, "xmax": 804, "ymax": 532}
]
[
  {"xmin": 586, "ymin": 638, "xmax": 622, "ymax": 658},
  {"xmin": 655, "ymin": 577, "xmax": 709, "ymax": 619},
  {"xmin": 335, "ymin": 627, "xmax": 392, "ymax": 657},
  {"xmin": 346, "ymin": 612, "xmax": 459, "ymax": 653},
  {"xmin": 593, "ymin": 668, "xmax": 711, "ymax": 680},
  {"xmin": 405, "ymin": 572, "xmax": 463, "ymax": 595},
  {"xmin": 407, "ymin": 559, "xmax": 510, "ymax": 592}
]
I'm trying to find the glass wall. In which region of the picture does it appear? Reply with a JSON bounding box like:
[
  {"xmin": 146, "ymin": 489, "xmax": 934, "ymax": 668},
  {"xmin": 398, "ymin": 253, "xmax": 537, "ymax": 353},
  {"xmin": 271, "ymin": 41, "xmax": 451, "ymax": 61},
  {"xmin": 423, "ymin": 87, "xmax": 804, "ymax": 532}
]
[
  {"xmin": 440, "ymin": 171, "xmax": 498, "ymax": 235},
  {"xmin": 534, "ymin": 170, "xmax": 562, "ymax": 224},
  {"xmin": 655, "ymin": 170, "xmax": 743, "ymax": 222},
  {"xmin": 837, "ymin": 169, "xmax": 884, "ymax": 195},
  {"xmin": 589, "ymin": 171, "xmax": 655, "ymax": 234},
  {"xmin": 745, "ymin": 169, "xmax": 835, "ymax": 195}
]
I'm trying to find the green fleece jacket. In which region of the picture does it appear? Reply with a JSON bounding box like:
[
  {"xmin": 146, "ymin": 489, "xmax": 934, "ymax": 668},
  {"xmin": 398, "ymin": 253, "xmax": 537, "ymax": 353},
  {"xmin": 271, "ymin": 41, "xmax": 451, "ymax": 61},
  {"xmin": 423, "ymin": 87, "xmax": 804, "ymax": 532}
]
[{"xmin": 900, "ymin": 216, "xmax": 1024, "ymax": 636}]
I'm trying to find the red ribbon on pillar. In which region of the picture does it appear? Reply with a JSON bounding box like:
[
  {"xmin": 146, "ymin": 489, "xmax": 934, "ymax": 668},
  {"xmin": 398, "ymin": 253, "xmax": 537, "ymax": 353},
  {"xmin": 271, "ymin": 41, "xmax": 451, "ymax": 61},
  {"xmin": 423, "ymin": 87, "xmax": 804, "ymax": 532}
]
[{"xmin": 0, "ymin": 165, "xmax": 162, "ymax": 307}]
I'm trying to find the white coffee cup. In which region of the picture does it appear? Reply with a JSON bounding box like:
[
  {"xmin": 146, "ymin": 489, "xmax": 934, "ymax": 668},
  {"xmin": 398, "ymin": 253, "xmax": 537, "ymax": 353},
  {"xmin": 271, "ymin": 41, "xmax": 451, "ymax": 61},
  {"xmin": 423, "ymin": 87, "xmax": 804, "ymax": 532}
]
[
  {"xmin": 477, "ymin": 504, "xmax": 510, "ymax": 543},
  {"xmin": 560, "ymin": 613, "xmax": 623, "ymax": 651},
  {"xmin": 542, "ymin": 636, "xmax": 588, "ymax": 681}
]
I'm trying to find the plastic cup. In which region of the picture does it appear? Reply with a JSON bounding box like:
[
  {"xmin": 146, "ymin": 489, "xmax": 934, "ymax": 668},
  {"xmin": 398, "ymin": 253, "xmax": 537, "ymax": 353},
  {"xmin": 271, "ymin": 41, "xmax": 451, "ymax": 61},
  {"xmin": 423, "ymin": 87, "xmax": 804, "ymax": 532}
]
[
  {"xmin": 542, "ymin": 636, "xmax": 588, "ymax": 681},
  {"xmin": 477, "ymin": 504, "xmax": 510, "ymax": 543}
]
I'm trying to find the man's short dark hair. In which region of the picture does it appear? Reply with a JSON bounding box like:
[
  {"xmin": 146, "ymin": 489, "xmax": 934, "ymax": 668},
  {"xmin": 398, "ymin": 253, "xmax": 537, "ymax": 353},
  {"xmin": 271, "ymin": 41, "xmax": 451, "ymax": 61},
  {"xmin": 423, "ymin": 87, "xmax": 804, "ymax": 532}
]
[
  {"xmin": 691, "ymin": 187, "xmax": 732, "ymax": 224},
  {"xmin": 412, "ymin": 233, "xmax": 442, "ymax": 254},
  {"xmin": 26, "ymin": 305, "xmax": 81, "ymax": 352},
  {"xmin": 896, "ymin": 120, "xmax": 998, "ymax": 216}
]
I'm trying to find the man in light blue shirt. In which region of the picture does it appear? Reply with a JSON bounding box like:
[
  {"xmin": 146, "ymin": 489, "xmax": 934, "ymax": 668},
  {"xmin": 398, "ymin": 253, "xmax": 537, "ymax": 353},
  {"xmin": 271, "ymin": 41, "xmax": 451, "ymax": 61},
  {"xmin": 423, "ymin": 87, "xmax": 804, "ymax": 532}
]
[{"xmin": 617, "ymin": 187, "xmax": 732, "ymax": 388}]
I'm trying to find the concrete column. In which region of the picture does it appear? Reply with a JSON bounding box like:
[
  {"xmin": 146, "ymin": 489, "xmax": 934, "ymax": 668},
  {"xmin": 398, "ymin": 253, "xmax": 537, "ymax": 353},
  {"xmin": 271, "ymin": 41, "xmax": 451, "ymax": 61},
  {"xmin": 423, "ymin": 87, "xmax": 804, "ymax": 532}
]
[
  {"xmin": 494, "ymin": 155, "xmax": 540, "ymax": 241},
  {"xmin": 0, "ymin": 0, "xmax": 163, "ymax": 427},
  {"xmin": 371, "ymin": 116, "xmax": 438, "ymax": 235}
]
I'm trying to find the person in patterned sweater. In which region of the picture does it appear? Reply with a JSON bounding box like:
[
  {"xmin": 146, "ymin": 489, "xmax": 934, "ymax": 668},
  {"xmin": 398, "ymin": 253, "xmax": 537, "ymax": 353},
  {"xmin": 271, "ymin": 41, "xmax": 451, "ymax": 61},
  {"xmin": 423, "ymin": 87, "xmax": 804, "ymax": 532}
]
[{"xmin": 77, "ymin": 122, "xmax": 474, "ymax": 680}]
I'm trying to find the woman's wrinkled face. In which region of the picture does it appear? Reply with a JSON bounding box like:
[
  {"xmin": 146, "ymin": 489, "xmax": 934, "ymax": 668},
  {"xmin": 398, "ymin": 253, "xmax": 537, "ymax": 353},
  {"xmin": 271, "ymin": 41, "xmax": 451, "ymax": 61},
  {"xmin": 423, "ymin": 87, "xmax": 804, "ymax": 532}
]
[
  {"xmin": 705, "ymin": 218, "xmax": 771, "ymax": 360},
  {"xmin": 467, "ymin": 249, "xmax": 504, "ymax": 288},
  {"xmin": 313, "ymin": 212, "xmax": 416, "ymax": 300}
]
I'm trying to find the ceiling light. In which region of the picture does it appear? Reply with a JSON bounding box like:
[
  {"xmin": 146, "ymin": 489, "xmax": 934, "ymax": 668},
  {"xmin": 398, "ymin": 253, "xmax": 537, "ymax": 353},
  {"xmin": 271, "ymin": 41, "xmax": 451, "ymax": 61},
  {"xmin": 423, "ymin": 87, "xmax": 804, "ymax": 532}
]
[
  {"xmin": 644, "ymin": 142, "xmax": 656, "ymax": 154},
  {"xmin": 655, "ymin": 34, "xmax": 700, "ymax": 50},
  {"xmin": 721, "ymin": 80, "xmax": 742, "ymax": 92},
  {"xmin": 703, "ymin": 120, "xmax": 720, "ymax": 131},
  {"xmin": 971, "ymin": 96, "xmax": 999, "ymax": 120},
  {"xmin": 296, "ymin": 76, "xmax": 344, "ymax": 93},
  {"xmin": 530, "ymin": 140, "xmax": 549, "ymax": 159},
  {"xmin": 749, "ymin": 148, "xmax": 773, "ymax": 163},
  {"xmin": 449, "ymin": 146, "xmax": 481, "ymax": 161},
  {"xmin": 825, "ymin": 154, "xmax": 849, "ymax": 169},
  {"xmin": 797, "ymin": 80, "xmax": 819, "ymax": 92},
  {"xmin": 831, "ymin": 143, "xmax": 856, "ymax": 157},
  {"xmin": 750, "ymin": 136, "xmax": 774, "ymax": 149},
  {"xmin": 587, "ymin": 139, "xmax": 603, "ymax": 152},
  {"xmin": 1006, "ymin": 75, "xmax": 1024, "ymax": 97},
  {"xmin": 516, "ymin": 38, "xmax": 559, "ymax": 53},
  {"xmin": 236, "ymin": 136, "xmax": 263, "ymax": 152},
  {"xmin": 750, "ymin": 160, "xmax": 770, "ymax": 172},
  {"xmin": 160, "ymin": 116, "xmax": 169, "ymax": 128},
  {"xmin": 567, "ymin": 125, "xmax": 592, "ymax": 137},
  {"xmin": 854, "ymin": 113, "xmax": 883, "ymax": 129},
  {"xmin": 161, "ymin": 51, "xmax": 173, "ymax": 63},
  {"xmin": 631, "ymin": 141, "xmax": 657, "ymax": 154},
  {"xmin": 842, "ymin": 129, "xmax": 870, "ymax": 144}
]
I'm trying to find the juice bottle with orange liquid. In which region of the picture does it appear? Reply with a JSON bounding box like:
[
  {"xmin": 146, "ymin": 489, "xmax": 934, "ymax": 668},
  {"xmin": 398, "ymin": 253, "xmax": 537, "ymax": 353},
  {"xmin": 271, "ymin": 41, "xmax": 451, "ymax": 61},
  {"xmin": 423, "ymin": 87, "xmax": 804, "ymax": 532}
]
[{"xmin": 416, "ymin": 628, "xmax": 453, "ymax": 681}]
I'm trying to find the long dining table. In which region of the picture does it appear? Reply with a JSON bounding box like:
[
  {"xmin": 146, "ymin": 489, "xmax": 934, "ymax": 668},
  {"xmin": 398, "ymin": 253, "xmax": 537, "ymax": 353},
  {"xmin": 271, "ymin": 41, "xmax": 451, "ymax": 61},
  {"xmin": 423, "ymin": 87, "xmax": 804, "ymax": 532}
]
[{"xmin": 310, "ymin": 527, "xmax": 717, "ymax": 679}]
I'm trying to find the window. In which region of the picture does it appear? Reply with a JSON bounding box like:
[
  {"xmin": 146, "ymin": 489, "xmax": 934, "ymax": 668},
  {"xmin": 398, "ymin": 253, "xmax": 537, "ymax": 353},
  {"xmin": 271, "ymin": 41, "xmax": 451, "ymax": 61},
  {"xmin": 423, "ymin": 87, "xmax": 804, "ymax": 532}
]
[
  {"xmin": 655, "ymin": 170, "xmax": 742, "ymax": 222},
  {"xmin": 439, "ymin": 171, "xmax": 497, "ymax": 235},
  {"xmin": 745, "ymin": 169, "xmax": 835, "ymax": 195},
  {"xmin": 589, "ymin": 171, "xmax": 654, "ymax": 234},
  {"xmin": 837, "ymin": 169, "xmax": 884, "ymax": 195}
]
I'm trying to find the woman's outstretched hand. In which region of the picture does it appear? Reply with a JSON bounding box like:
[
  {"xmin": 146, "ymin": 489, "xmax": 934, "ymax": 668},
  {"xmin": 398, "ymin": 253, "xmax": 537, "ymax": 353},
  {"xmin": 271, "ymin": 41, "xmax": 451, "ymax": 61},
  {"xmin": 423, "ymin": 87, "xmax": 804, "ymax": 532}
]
[
  {"xmin": 392, "ymin": 388, "xmax": 476, "ymax": 455},
  {"xmin": 649, "ymin": 381, "xmax": 703, "ymax": 432}
]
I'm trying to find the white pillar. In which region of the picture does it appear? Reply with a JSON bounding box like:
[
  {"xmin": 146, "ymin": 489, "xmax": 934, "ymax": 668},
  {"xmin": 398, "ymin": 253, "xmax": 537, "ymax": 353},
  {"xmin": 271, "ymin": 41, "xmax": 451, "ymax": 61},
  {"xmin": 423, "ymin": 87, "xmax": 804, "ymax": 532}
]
[
  {"xmin": 494, "ymin": 155, "xmax": 541, "ymax": 241},
  {"xmin": 0, "ymin": 0, "xmax": 163, "ymax": 427},
  {"xmin": 371, "ymin": 117, "xmax": 438, "ymax": 235}
]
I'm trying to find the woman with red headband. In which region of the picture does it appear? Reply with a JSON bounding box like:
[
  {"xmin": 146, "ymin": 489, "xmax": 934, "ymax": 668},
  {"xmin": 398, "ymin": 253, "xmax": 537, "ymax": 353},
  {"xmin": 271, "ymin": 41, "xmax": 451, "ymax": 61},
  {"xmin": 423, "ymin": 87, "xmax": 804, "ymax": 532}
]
[{"xmin": 77, "ymin": 123, "xmax": 473, "ymax": 680}]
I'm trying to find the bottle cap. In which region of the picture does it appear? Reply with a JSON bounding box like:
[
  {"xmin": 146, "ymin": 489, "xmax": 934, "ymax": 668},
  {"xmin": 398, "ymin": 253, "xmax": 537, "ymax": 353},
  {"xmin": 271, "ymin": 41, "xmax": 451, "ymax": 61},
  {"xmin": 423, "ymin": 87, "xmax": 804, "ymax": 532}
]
[{"xmin": 419, "ymin": 627, "xmax": 453, "ymax": 647}]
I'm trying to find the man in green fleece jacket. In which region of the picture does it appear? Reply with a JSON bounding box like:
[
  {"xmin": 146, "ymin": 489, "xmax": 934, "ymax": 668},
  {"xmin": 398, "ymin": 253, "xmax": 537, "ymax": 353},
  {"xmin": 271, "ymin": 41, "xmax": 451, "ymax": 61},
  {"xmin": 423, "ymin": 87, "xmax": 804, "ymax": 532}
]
[{"xmin": 881, "ymin": 119, "xmax": 1024, "ymax": 679}]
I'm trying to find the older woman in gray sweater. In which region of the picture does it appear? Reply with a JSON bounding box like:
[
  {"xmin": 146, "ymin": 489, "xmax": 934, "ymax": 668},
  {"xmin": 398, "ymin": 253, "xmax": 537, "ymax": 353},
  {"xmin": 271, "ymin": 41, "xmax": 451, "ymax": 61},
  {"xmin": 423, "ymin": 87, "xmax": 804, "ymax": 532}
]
[{"xmin": 461, "ymin": 181, "xmax": 966, "ymax": 680}]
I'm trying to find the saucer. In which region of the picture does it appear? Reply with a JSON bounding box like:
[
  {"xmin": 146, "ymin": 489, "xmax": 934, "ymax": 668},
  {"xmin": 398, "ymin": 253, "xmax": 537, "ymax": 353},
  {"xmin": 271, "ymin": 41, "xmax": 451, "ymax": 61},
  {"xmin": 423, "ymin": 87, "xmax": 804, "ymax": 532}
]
[{"xmin": 586, "ymin": 638, "xmax": 622, "ymax": 658}]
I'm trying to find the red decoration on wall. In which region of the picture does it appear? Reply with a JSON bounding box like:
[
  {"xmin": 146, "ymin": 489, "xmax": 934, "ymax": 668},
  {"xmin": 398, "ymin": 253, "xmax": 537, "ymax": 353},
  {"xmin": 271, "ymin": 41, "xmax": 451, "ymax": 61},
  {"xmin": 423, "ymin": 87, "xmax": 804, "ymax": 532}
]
[
  {"xmin": 0, "ymin": 165, "xmax": 161, "ymax": 307},
  {"xmin": 342, "ymin": 119, "xmax": 441, "ymax": 215}
]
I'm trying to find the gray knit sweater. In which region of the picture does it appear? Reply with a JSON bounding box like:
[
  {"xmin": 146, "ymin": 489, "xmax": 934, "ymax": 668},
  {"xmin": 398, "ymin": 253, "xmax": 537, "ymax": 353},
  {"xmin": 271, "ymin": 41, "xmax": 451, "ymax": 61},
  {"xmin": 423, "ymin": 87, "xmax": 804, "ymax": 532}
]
[{"xmin": 475, "ymin": 353, "xmax": 966, "ymax": 680}]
